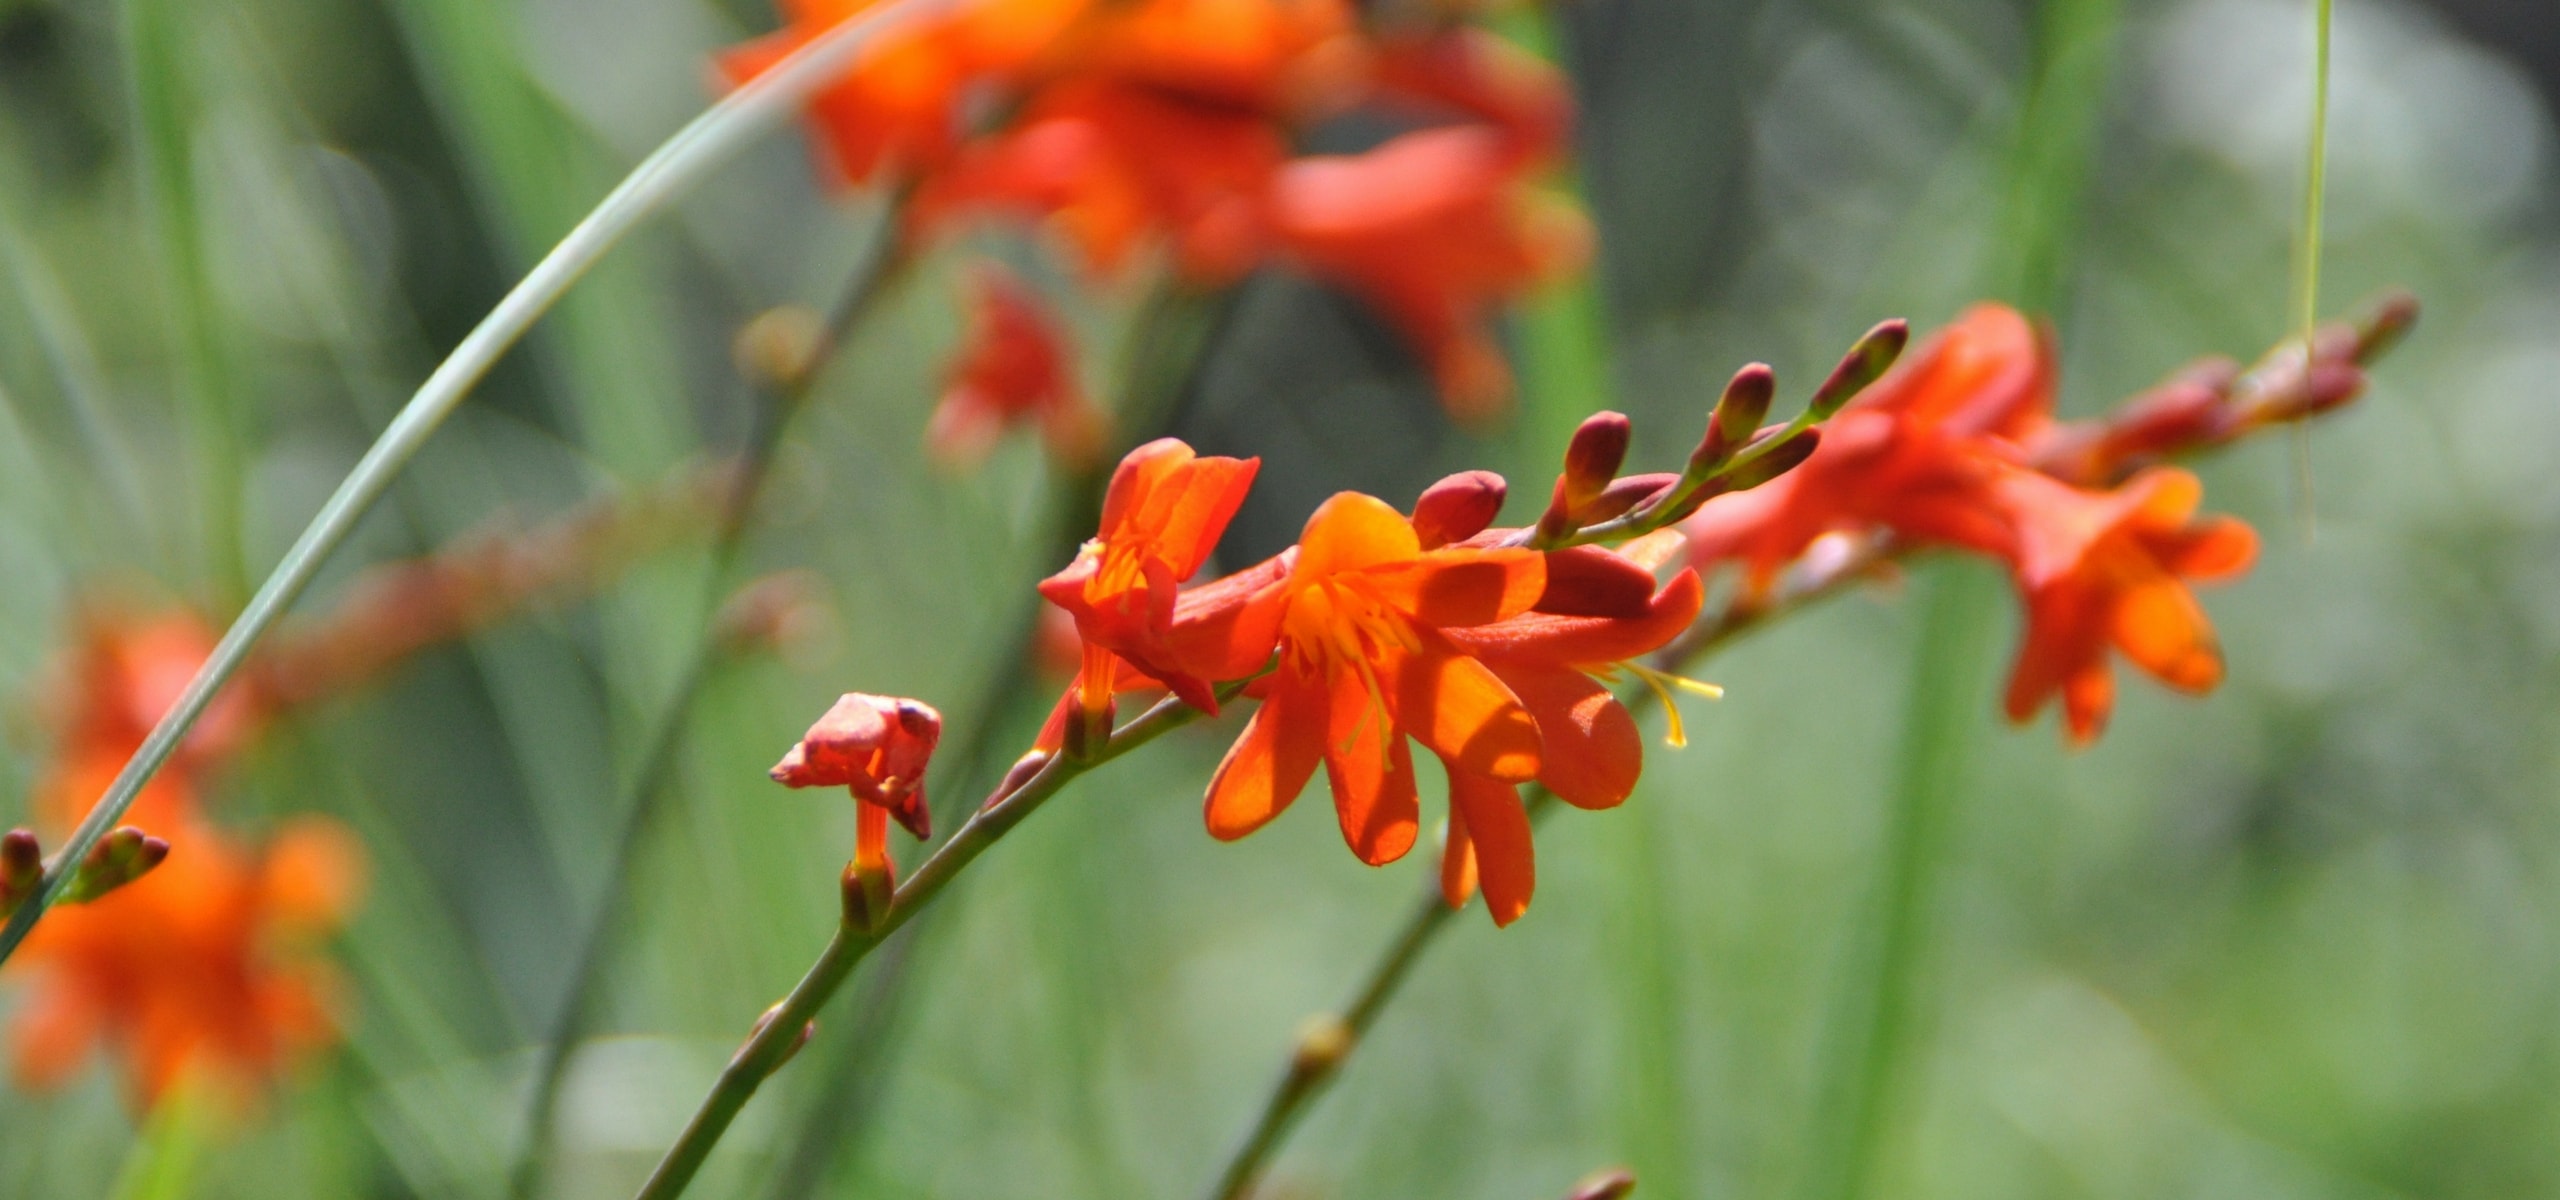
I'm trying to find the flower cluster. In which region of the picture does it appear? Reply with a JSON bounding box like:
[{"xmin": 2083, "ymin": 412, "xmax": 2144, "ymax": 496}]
[
  {"xmin": 771, "ymin": 300, "xmax": 2408, "ymax": 930},
  {"xmin": 724, "ymin": 0, "xmax": 1588, "ymax": 440},
  {"xmin": 1681, "ymin": 296, "xmax": 2412, "ymax": 743}
]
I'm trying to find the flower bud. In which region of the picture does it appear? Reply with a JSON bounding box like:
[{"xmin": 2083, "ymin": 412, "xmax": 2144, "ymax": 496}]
[
  {"xmin": 1695, "ymin": 362, "xmax": 1775, "ymax": 467},
  {"xmin": 733, "ymin": 305, "xmax": 827, "ymax": 390},
  {"xmin": 1411, "ymin": 471, "xmax": 1509, "ymax": 549},
  {"xmin": 1561, "ymin": 412, "xmax": 1632, "ymax": 508},
  {"xmin": 61, "ymin": 826, "xmax": 170, "ymax": 904},
  {"xmin": 1, "ymin": 828, "xmax": 40, "ymax": 914},
  {"xmin": 1808, "ymin": 319, "xmax": 1909, "ymax": 418},
  {"xmin": 2350, "ymin": 289, "xmax": 2419, "ymax": 365},
  {"xmin": 1581, "ymin": 473, "xmax": 1679, "ymax": 527},
  {"xmin": 1725, "ymin": 429, "xmax": 1821, "ymax": 491},
  {"xmin": 742, "ymin": 1001, "xmax": 818, "ymax": 1072},
  {"xmin": 1538, "ymin": 413, "xmax": 1634, "ymax": 543},
  {"xmin": 1290, "ymin": 1013, "xmax": 1355, "ymax": 1078}
]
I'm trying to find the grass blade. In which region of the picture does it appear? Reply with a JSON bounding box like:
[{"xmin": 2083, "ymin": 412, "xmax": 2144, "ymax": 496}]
[{"xmin": 0, "ymin": 0, "xmax": 952, "ymax": 966}]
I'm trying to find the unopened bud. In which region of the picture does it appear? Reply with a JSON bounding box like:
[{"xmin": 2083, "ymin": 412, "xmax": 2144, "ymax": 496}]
[
  {"xmin": 842, "ymin": 857, "xmax": 894, "ymax": 933},
  {"xmin": 1, "ymin": 829, "xmax": 40, "ymax": 913},
  {"xmin": 1565, "ymin": 1167, "xmax": 1637, "ymax": 1200},
  {"xmin": 988, "ymin": 750, "xmax": 1055, "ymax": 810},
  {"xmin": 1561, "ymin": 413, "xmax": 1633, "ymax": 508},
  {"xmin": 742, "ymin": 1001, "xmax": 818, "ymax": 1072},
  {"xmin": 734, "ymin": 305, "xmax": 827, "ymax": 389},
  {"xmin": 1696, "ymin": 362, "xmax": 1776, "ymax": 467},
  {"xmin": 1582, "ymin": 473, "xmax": 1679, "ymax": 527},
  {"xmin": 1290, "ymin": 1013, "xmax": 1355, "ymax": 1078},
  {"xmin": 1411, "ymin": 471, "xmax": 1509, "ymax": 549},
  {"xmin": 1725, "ymin": 429, "xmax": 1821, "ymax": 491},
  {"xmin": 61, "ymin": 826, "xmax": 169, "ymax": 904},
  {"xmin": 1808, "ymin": 319, "xmax": 1909, "ymax": 418},
  {"xmin": 2351, "ymin": 289, "xmax": 2419, "ymax": 365},
  {"xmin": 714, "ymin": 570, "xmax": 835, "ymax": 660}
]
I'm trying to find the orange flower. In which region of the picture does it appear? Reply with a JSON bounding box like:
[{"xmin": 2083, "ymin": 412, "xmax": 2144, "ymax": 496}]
[
  {"xmin": 912, "ymin": 80, "xmax": 1288, "ymax": 281},
  {"xmin": 717, "ymin": 0, "xmax": 1085, "ymax": 187},
  {"xmin": 8, "ymin": 818, "xmax": 363, "ymax": 1109},
  {"xmin": 1431, "ymin": 552, "xmax": 1705, "ymax": 924},
  {"xmin": 1680, "ymin": 304, "xmax": 2051, "ymax": 590},
  {"xmin": 771, "ymin": 693, "xmax": 946, "ymax": 884},
  {"xmin": 926, "ymin": 265, "xmax": 1106, "ymax": 468},
  {"xmin": 1202, "ymin": 492, "xmax": 1547, "ymax": 867},
  {"xmin": 1271, "ymin": 126, "xmax": 1590, "ymax": 421},
  {"xmin": 1995, "ymin": 467, "xmax": 2258, "ymax": 743},
  {"xmin": 1039, "ymin": 438, "xmax": 1269, "ymax": 714}
]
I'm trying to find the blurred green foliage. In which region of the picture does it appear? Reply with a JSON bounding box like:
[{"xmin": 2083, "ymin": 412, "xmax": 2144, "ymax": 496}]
[{"xmin": 0, "ymin": 0, "xmax": 2548, "ymax": 1197}]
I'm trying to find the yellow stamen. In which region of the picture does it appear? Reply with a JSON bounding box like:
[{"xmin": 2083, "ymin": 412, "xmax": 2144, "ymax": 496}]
[{"xmin": 1607, "ymin": 661, "xmax": 1724, "ymax": 750}]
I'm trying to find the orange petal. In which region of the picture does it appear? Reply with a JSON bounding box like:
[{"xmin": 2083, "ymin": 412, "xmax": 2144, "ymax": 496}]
[
  {"xmin": 1448, "ymin": 769, "xmax": 1533, "ymax": 926},
  {"xmin": 2154, "ymin": 516, "xmax": 2258, "ymax": 582},
  {"xmin": 1494, "ymin": 663, "xmax": 1640, "ymax": 809},
  {"xmin": 2112, "ymin": 575, "xmax": 2223, "ymax": 693},
  {"xmin": 1388, "ymin": 631, "xmax": 1539, "ymax": 782},
  {"xmin": 1360, "ymin": 547, "xmax": 1545, "ymax": 628},
  {"xmin": 1294, "ymin": 492, "xmax": 1422, "ymax": 580},
  {"xmin": 1205, "ymin": 668, "xmax": 1327, "ymax": 840},
  {"xmin": 1439, "ymin": 799, "xmax": 1478, "ymax": 911},
  {"xmin": 2062, "ymin": 663, "xmax": 2114, "ymax": 745},
  {"xmin": 1323, "ymin": 665, "xmax": 1420, "ymax": 865}
]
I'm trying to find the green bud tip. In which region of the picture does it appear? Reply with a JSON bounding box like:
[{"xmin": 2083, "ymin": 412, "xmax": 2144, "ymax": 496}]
[{"xmin": 1808, "ymin": 318, "xmax": 1909, "ymax": 418}]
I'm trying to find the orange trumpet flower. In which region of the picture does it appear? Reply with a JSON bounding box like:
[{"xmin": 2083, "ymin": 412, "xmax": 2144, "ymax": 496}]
[
  {"xmin": 9, "ymin": 819, "xmax": 363, "ymax": 1109},
  {"xmin": 926, "ymin": 264, "xmax": 1106, "ymax": 468},
  {"xmin": 1202, "ymin": 492, "xmax": 1547, "ymax": 867},
  {"xmin": 1995, "ymin": 467, "xmax": 2258, "ymax": 744},
  {"xmin": 1039, "ymin": 438, "xmax": 1268, "ymax": 714},
  {"xmin": 1271, "ymin": 127, "xmax": 1590, "ymax": 421}
]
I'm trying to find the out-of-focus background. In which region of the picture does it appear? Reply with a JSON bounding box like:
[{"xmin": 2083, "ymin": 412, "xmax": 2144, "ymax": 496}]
[{"xmin": 0, "ymin": 0, "xmax": 2550, "ymax": 1196}]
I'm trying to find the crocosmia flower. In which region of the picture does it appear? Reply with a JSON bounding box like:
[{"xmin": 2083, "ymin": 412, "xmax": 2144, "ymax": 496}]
[
  {"xmin": 9, "ymin": 819, "xmax": 363, "ymax": 1109},
  {"xmin": 1039, "ymin": 438, "xmax": 1265, "ymax": 714},
  {"xmin": 1271, "ymin": 127, "xmax": 1590, "ymax": 421},
  {"xmin": 772, "ymin": 693, "xmax": 946, "ymax": 884},
  {"xmin": 1995, "ymin": 467, "xmax": 2258, "ymax": 743},
  {"xmin": 1202, "ymin": 492, "xmax": 1547, "ymax": 867},
  {"xmin": 926, "ymin": 264, "xmax": 1105, "ymax": 468}
]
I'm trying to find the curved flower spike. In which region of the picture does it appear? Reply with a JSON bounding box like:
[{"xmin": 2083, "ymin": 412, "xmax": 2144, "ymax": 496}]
[{"xmin": 771, "ymin": 693, "xmax": 945, "ymax": 895}]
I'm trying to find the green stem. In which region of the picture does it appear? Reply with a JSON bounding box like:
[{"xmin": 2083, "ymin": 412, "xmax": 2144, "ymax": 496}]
[
  {"xmin": 1794, "ymin": 564, "xmax": 2000, "ymax": 1200},
  {"xmin": 504, "ymin": 206, "xmax": 910, "ymax": 1200},
  {"xmin": 0, "ymin": 0, "xmax": 950, "ymax": 968},
  {"xmin": 2288, "ymin": 0, "xmax": 2335, "ymax": 540},
  {"xmin": 631, "ymin": 682, "xmax": 1238, "ymax": 1200},
  {"xmin": 120, "ymin": 0, "xmax": 246, "ymax": 605}
]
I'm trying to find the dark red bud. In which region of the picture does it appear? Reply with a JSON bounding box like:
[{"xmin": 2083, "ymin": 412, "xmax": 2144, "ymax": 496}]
[
  {"xmin": 1411, "ymin": 471, "xmax": 1509, "ymax": 549},
  {"xmin": 1726, "ymin": 429, "xmax": 1821, "ymax": 491},
  {"xmin": 1581, "ymin": 472, "xmax": 1680, "ymax": 526},
  {"xmin": 2351, "ymin": 289, "xmax": 2419, "ymax": 365},
  {"xmin": 1, "ymin": 829, "xmax": 39, "ymax": 911},
  {"xmin": 1561, "ymin": 412, "xmax": 1632, "ymax": 506},
  {"xmin": 1809, "ymin": 319, "xmax": 1909, "ymax": 418},
  {"xmin": 1697, "ymin": 363, "xmax": 1775, "ymax": 466}
]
